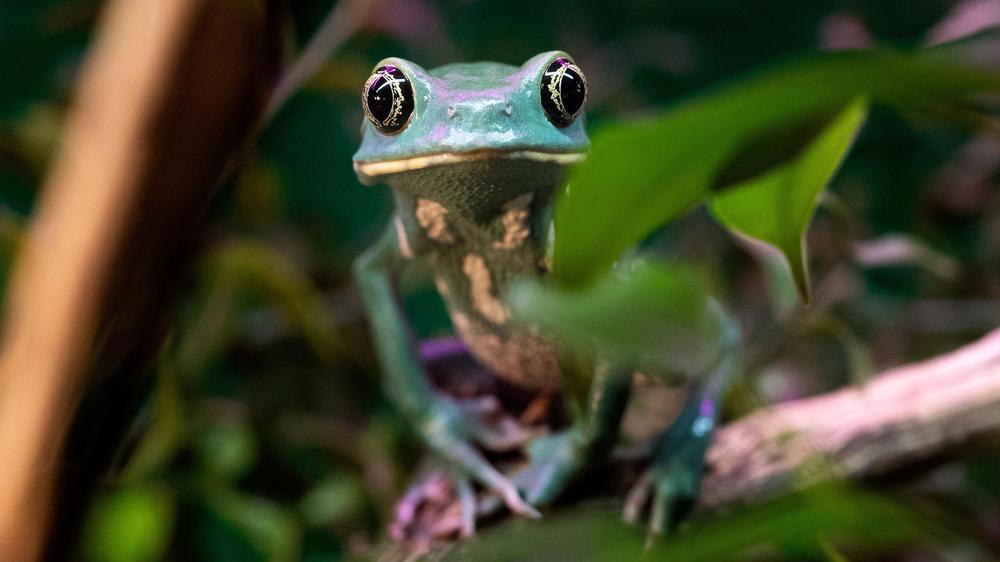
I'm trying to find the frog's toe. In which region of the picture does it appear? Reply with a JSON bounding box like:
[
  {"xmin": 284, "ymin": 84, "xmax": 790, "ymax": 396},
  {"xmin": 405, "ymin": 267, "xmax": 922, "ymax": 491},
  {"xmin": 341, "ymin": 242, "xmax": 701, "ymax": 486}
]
[
  {"xmin": 390, "ymin": 469, "xmax": 460, "ymax": 541},
  {"xmin": 622, "ymin": 460, "xmax": 699, "ymax": 541},
  {"xmin": 417, "ymin": 395, "xmax": 545, "ymax": 525},
  {"xmin": 472, "ymin": 415, "xmax": 541, "ymax": 452},
  {"xmin": 390, "ymin": 465, "xmax": 502, "ymax": 542},
  {"xmin": 455, "ymin": 394, "xmax": 502, "ymax": 416},
  {"xmin": 512, "ymin": 430, "xmax": 586, "ymax": 505}
]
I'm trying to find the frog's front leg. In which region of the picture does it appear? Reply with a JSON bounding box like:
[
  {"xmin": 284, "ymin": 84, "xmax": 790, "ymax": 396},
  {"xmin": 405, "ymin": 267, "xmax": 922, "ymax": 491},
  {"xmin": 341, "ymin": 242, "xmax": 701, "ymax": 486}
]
[
  {"xmin": 513, "ymin": 362, "xmax": 632, "ymax": 505},
  {"xmin": 352, "ymin": 223, "xmax": 540, "ymax": 523},
  {"xmin": 623, "ymin": 312, "xmax": 741, "ymax": 541}
]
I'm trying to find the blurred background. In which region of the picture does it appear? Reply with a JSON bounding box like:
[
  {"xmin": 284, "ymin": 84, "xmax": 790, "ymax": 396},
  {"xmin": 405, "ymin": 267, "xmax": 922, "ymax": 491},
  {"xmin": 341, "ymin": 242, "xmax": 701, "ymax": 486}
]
[{"xmin": 1, "ymin": 0, "xmax": 999, "ymax": 560}]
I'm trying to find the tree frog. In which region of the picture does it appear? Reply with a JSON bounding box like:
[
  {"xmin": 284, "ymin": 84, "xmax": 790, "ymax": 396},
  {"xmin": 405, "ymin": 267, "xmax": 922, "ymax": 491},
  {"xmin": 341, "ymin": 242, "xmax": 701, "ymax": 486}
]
[{"xmin": 352, "ymin": 51, "xmax": 739, "ymax": 538}]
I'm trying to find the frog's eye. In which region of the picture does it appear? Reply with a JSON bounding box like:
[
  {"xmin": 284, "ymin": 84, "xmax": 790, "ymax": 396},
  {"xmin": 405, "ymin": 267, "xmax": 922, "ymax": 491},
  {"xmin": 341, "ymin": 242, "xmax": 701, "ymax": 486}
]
[
  {"xmin": 362, "ymin": 65, "xmax": 415, "ymax": 134},
  {"xmin": 540, "ymin": 58, "xmax": 587, "ymax": 127}
]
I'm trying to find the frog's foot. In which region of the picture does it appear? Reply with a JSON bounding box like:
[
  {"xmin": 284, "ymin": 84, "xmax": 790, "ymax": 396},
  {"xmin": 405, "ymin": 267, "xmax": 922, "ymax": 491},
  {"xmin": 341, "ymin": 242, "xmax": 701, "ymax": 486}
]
[
  {"xmin": 416, "ymin": 395, "xmax": 542, "ymax": 525},
  {"xmin": 622, "ymin": 453, "xmax": 702, "ymax": 544},
  {"xmin": 390, "ymin": 393, "xmax": 552, "ymax": 543},
  {"xmin": 453, "ymin": 395, "xmax": 539, "ymax": 451},
  {"xmin": 389, "ymin": 467, "xmax": 479, "ymax": 542},
  {"xmin": 511, "ymin": 429, "xmax": 587, "ymax": 505}
]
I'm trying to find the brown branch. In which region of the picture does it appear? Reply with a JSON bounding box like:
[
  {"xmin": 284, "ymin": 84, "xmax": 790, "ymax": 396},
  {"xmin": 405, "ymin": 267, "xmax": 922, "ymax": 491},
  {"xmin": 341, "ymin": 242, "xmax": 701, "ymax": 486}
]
[
  {"xmin": 699, "ymin": 326, "xmax": 1000, "ymax": 511},
  {"xmin": 0, "ymin": 0, "xmax": 283, "ymax": 559},
  {"xmin": 378, "ymin": 329, "xmax": 1000, "ymax": 562}
]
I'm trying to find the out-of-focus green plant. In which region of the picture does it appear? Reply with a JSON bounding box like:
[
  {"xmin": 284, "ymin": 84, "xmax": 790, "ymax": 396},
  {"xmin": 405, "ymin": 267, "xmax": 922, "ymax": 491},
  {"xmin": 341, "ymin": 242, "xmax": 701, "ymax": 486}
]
[
  {"xmin": 4, "ymin": 1, "xmax": 999, "ymax": 559},
  {"xmin": 552, "ymin": 50, "xmax": 999, "ymax": 295},
  {"xmin": 513, "ymin": 49, "xmax": 998, "ymax": 378},
  {"xmin": 708, "ymin": 97, "xmax": 869, "ymax": 301},
  {"xmin": 510, "ymin": 261, "xmax": 725, "ymax": 377},
  {"xmin": 81, "ymin": 485, "xmax": 176, "ymax": 562},
  {"xmin": 445, "ymin": 484, "xmax": 976, "ymax": 562}
]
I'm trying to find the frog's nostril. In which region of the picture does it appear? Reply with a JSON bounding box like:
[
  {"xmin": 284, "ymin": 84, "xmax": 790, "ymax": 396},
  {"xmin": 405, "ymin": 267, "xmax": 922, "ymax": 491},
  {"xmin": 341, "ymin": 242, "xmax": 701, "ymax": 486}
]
[
  {"xmin": 503, "ymin": 101, "xmax": 513, "ymax": 116},
  {"xmin": 447, "ymin": 105, "xmax": 458, "ymax": 119}
]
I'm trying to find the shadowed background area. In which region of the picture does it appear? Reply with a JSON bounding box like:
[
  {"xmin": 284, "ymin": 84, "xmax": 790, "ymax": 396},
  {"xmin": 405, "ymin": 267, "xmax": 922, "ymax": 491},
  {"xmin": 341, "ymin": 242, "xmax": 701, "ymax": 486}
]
[{"xmin": 0, "ymin": 0, "xmax": 999, "ymax": 560}]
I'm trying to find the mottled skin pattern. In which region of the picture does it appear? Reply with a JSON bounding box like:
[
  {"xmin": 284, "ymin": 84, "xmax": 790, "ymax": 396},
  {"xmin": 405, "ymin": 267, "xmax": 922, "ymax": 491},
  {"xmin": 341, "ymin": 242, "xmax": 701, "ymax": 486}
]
[
  {"xmin": 390, "ymin": 162, "xmax": 563, "ymax": 389},
  {"xmin": 352, "ymin": 51, "xmax": 740, "ymax": 539}
]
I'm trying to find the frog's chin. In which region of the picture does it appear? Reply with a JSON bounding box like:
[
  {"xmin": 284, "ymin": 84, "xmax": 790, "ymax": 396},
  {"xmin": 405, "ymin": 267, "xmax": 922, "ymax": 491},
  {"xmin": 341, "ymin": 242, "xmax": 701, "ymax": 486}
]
[{"xmin": 353, "ymin": 149, "xmax": 586, "ymax": 184}]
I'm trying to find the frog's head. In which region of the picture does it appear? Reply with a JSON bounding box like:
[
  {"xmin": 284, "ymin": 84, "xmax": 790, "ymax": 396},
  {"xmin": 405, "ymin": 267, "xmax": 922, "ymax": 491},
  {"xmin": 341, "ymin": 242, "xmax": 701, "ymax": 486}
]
[{"xmin": 352, "ymin": 51, "xmax": 589, "ymax": 207}]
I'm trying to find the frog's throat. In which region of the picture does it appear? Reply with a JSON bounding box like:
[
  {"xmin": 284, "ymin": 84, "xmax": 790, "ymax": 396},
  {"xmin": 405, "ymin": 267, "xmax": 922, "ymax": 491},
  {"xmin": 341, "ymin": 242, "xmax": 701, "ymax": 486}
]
[{"xmin": 353, "ymin": 150, "xmax": 586, "ymax": 182}]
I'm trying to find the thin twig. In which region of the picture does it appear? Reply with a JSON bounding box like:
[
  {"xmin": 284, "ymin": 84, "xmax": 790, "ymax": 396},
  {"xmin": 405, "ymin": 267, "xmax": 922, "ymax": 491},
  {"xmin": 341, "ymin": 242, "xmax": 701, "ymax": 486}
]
[{"xmin": 265, "ymin": 0, "xmax": 371, "ymax": 120}]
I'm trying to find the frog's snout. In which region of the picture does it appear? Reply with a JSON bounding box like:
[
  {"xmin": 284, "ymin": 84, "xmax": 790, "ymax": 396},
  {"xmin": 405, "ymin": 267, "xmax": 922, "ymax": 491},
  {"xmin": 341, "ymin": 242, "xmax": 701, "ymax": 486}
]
[{"xmin": 444, "ymin": 96, "xmax": 515, "ymax": 122}]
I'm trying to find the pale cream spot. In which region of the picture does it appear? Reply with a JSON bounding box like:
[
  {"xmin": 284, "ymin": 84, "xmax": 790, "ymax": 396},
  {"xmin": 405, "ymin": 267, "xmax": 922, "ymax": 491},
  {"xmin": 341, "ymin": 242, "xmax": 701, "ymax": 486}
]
[
  {"xmin": 415, "ymin": 198, "xmax": 454, "ymax": 243},
  {"xmin": 393, "ymin": 215, "xmax": 413, "ymax": 259},
  {"xmin": 433, "ymin": 274, "xmax": 450, "ymax": 297},
  {"xmin": 493, "ymin": 193, "xmax": 534, "ymax": 250},
  {"xmin": 462, "ymin": 253, "xmax": 508, "ymax": 324},
  {"xmin": 450, "ymin": 311, "xmax": 562, "ymax": 390}
]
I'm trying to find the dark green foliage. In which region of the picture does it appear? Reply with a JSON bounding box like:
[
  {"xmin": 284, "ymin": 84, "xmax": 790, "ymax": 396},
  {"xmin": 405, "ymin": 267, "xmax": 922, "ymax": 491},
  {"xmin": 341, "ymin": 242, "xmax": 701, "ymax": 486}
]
[{"xmin": 3, "ymin": 0, "xmax": 1000, "ymax": 560}]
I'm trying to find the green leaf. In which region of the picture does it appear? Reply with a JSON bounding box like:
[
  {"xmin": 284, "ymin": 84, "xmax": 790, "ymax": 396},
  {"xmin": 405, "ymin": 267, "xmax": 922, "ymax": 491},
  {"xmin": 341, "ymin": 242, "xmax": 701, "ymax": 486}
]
[
  {"xmin": 195, "ymin": 418, "xmax": 259, "ymax": 480},
  {"xmin": 445, "ymin": 484, "xmax": 956, "ymax": 562},
  {"xmin": 206, "ymin": 490, "xmax": 301, "ymax": 562},
  {"xmin": 508, "ymin": 261, "xmax": 726, "ymax": 377},
  {"xmin": 81, "ymin": 485, "xmax": 176, "ymax": 562},
  {"xmin": 708, "ymin": 98, "xmax": 869, "ymax": 302},
  {"xmin": 552, "ymin": 50, "xmax": 999, "ymax": 287}
]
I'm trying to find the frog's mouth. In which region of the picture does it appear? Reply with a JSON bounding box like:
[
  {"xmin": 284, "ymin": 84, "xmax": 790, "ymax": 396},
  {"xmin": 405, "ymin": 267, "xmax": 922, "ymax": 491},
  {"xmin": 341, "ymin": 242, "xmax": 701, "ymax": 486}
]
[{"xmin": 353, "ymin": 149, "xmax": 586, "ymax": 182}]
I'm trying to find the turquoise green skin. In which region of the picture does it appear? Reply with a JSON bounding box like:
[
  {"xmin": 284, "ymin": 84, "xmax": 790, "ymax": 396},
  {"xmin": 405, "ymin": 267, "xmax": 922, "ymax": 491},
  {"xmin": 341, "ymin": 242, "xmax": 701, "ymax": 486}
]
[
  {"xmin": 352, "ymin": 52, "xmax": 737, "ymax": 535},
  {"xmin": 354, "ymin": 51, "xmax": 588, "ymax": 167}
]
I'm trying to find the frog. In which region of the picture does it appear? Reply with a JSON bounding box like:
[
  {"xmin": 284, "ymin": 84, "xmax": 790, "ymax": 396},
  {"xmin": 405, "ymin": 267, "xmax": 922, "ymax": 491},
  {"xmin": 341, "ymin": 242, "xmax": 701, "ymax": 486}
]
[{"xmin": 351, "ymin": 51, "xmax": 740, "ymax": 539}]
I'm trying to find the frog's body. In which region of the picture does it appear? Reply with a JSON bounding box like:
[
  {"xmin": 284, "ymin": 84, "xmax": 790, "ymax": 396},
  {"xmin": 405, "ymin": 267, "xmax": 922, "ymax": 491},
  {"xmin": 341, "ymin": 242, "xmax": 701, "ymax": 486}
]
[
  {"xmin": 354, "ymin": 55, "xmax": 590, "ymax": 392},
  {"xmin": 393, "ymin": 184, "xmax": 563, "ymax": 389},
  {"xmin": 352, "ymin": 52, "xmax": 738, "ymax": 539}
]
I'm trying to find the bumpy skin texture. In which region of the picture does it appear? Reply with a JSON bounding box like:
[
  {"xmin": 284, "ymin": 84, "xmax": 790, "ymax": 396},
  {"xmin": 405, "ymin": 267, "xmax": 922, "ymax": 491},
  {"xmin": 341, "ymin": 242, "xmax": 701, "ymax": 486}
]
[
  {"xmin": 354, "ymin": 53, "xmax": 588, "ymax": 168},
  {"xmin": 355, "ymin": 51, "xmax": 589, "ymax": 391},
  {"xmin": 352, "ymin": 52, "xmax": 737, "ymax": 539}
]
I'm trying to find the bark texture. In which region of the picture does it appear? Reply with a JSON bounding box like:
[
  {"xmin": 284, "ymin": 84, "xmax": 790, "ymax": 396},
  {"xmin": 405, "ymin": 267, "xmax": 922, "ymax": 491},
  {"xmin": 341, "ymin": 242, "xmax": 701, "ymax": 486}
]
[
  {"xmin": 699, "ymin": 327, "xmax": 1000, "ymax": 511},
  {"xmin": 0, "ymin": 1, "xmax": 282, "ymax": 558}
]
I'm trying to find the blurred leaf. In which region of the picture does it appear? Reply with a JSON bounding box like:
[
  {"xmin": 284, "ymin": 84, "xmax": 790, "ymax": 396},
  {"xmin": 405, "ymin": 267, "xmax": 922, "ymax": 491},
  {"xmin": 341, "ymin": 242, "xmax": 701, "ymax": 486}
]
[
  {"xmin": 124, "ymin": 359, "xmax": 185, "ymax": 478},
  {"xmin": 708, "ymin": 98, "xmax": 869, "ymax": 302},
  {"xmin": 508, "ymin": 260, "xmax": 725, "ymax": 376},
  {"xmin": 553, "ymin": 50, "xmax": 1000, "ymax": 288},
  {"xmin": 853, "ymin": 233, "xmax": 961, "ymax": 279},
  {"xmin": 81, "ymin": 485, "xmax": 176, "ymax": 562},
  {"xmin": 213, "ymin": 240, "xmax": 348, "ymax": 363},
  {"xmin": 446, "ymin": 484, "xmax": 947, "ymax": 562},
  {"xmin": 207, "ymin": 490, "xmax": 301, "ymax": 562},
  {"xmin": 299, "ymin": 475, "xmax": 367, "ymax": 528},
  {"xmin": 195, "ymin": 417, "xmax": 259, "ymax": 480},
  {"xmin": 807, "ymin": 316, "xmax": 873, "ymax": 385}
]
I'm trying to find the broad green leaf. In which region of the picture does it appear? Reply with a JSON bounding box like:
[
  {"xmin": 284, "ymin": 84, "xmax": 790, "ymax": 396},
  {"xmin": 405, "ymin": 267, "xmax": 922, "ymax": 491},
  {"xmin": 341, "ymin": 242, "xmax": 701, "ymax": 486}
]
[
  {"xmin": 708, "ymin": 98, "xmax": 869, "ymax": 302},
  {"xmin": 508, "ymin": 261, "xmax": 727, "ymax": 377},
  {"xmin": 553, "ymin": 50, "xmax": 1000, "ymax": 287},
  {"xmin": 445, "ymin": 484, "xmax": 959, "ymax": 562}
]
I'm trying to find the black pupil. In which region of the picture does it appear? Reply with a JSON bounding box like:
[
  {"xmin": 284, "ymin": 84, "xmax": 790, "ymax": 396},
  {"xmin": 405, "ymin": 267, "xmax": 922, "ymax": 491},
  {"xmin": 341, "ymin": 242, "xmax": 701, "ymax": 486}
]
[
  {"xmin": 540, "ymin": 58, "xmax": 586, "ymax": 126},
  {"xmin": 364, "ymin": 65, "xmax": 414, "ymax": 134}
]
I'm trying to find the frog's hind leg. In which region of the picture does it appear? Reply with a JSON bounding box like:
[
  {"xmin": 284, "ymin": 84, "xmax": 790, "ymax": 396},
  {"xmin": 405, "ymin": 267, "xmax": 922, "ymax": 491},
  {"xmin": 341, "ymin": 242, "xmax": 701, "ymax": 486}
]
[{"xmin": 623, "ymin": 313, "xmax": 741, "ymax": 542}]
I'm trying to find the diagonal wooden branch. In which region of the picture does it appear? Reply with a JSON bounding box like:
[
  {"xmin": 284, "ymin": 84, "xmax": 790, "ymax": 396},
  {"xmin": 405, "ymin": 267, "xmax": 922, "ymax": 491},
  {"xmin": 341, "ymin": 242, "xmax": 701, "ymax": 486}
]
[
  {"xmin": 699, "ymin": 326, "xmax": 1000, "ymax": 511},
  {"xmin": 379, "ymin": 327, "xmax": 1000, "ymax": 560},
  {"xmin": 0, "ymin": 0, "xmax": 283, "ymax": 559}
]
